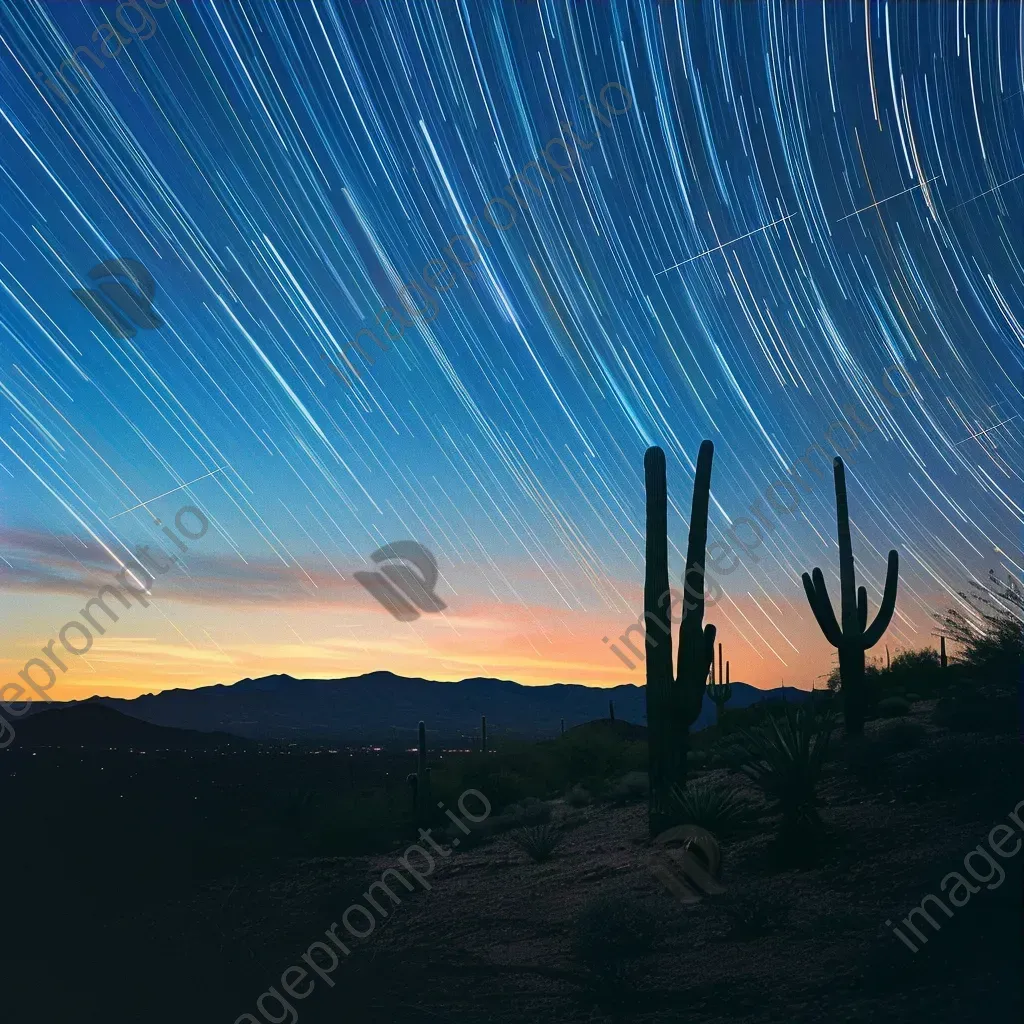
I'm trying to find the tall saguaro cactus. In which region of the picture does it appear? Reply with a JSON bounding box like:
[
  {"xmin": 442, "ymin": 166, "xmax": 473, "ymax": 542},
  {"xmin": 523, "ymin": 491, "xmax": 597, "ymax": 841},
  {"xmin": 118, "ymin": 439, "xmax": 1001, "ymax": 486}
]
[
  {"xmin": 802, "ymin": 457, "xmax": 899, "ymax": 736},
  {"xmin": 644, "ymin": 442, "xmax": 717, "ymax": 835}
]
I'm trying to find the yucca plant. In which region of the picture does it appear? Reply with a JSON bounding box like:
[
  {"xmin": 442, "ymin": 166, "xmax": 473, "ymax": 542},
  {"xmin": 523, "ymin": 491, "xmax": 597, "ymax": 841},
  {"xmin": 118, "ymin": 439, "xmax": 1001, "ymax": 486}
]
[
  {"xmin": 510, "ymin": 822, "xmax": 564, "ymax": 863},
  {"xmin": 728, "ymin": 704, "xmax": 836, "ymax": 834},
  {"xmin": 668, "ymin": 779, "xmax": 758, "ymax": 838}
]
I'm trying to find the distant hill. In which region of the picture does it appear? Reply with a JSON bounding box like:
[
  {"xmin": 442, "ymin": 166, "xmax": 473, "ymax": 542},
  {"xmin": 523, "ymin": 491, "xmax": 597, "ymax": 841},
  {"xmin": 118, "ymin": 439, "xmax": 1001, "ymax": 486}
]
[
  {"xmin": 67, "ymin": 671, "xmax": 810, "ymax": 745},
  {"xmin": 13, "ymin": 699, "xmax": 248, "ymax": 750}
]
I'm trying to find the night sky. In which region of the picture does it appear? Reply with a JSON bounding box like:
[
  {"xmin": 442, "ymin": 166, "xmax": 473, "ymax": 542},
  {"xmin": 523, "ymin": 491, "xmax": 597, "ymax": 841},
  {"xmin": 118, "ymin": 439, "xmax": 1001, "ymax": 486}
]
[{"xmin": 1, "ymin": 0, "xmax": 1020, "ymax": 702}]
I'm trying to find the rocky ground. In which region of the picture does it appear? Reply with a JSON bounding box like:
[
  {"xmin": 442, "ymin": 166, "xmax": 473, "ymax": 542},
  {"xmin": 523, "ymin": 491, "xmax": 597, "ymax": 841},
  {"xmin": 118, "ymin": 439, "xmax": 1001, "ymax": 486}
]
[{"xmin": 13, "ymin": 703, "xmax": 1021, "ymax": 1023}]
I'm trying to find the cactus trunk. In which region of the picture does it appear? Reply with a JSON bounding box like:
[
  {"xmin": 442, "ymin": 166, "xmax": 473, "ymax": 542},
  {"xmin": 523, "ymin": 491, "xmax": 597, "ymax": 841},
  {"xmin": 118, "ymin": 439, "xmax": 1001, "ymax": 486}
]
[
  {"xmin": 609, "ymin": 699, "xmax": 615, "ymax": 722},
  {"xmin": 940, "ymin": 635, "xmax": 947, "ymax": 669},
  {"xmin": 644, "ymin": 442, "xmax": 717, "ymax": 835}
]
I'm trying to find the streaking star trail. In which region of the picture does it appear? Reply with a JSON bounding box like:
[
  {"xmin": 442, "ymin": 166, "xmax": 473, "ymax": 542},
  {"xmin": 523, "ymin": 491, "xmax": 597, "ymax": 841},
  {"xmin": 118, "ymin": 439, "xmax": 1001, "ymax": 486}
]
[{"xmin": 0, "ymin": 0, "xmax": 1020, "ymax": 698}]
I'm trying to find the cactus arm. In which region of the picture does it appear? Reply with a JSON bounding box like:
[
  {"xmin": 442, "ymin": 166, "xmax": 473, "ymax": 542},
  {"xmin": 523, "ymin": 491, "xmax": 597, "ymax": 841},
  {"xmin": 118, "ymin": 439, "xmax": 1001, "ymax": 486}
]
[
  {"xmin": 803, "ymin": 568, "xmax": 843, "ymax": 647},
  {"xmin": 857, "ymin": 586, "xmax": 868, "ymax": 633},
  {"xmin": 676, "ymin": 441, "xmax": 715, "ymax": 683},
  {"xmin": 862, "ymin": 549, "xmax": 899, "ymax": 648}
]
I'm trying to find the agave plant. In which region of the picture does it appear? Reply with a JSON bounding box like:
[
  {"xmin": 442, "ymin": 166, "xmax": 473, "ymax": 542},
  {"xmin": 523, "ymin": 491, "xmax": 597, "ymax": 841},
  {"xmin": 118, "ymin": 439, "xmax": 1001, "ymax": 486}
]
[
  {"xmin": 510, "ymin": 822, "xmax": 564, "ymax": 863},
  {"xmin": 668, "ymin": 779, "xmax": 758, "ymax": 837},
  {"xmin": 728, "ymin": 704, "xmax": 836, "ymax": 833}
]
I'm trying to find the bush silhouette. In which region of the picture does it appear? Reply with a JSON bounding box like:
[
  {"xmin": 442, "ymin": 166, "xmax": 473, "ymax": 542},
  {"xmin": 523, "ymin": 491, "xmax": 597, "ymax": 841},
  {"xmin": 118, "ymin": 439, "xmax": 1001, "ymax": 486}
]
[{"xmin": 878, "ymin": 696, "xmax": 911, "ymax": 717}]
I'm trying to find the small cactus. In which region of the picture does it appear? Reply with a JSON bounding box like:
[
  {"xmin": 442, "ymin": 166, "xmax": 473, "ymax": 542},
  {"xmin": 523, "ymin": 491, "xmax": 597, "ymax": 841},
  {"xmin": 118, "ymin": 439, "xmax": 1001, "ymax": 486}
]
[
  {"xmin": 414, "ymin": 720, "xmax": 432, "ymax": 821},
  {"xmin": 707, "ymin": 656, "xmax": 733, "ymax": 723},
  {"xmin": 802, "ymin": 457, "xmax": 899, "ymax": 736}
]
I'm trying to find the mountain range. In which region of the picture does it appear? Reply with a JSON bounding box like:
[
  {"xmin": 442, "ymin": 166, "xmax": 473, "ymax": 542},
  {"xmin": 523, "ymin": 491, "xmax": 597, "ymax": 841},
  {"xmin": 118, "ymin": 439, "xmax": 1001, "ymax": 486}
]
[{"xmin": 28, "ymin": 672, "xmax": 808, "ymax": 745}]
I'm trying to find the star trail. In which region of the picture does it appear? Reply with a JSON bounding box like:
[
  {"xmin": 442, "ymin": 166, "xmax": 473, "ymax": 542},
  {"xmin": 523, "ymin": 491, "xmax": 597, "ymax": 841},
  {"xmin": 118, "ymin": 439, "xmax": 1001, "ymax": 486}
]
[{"xmin": 0, "ymin": 0, "xmax": 1020, "ymax": 698}]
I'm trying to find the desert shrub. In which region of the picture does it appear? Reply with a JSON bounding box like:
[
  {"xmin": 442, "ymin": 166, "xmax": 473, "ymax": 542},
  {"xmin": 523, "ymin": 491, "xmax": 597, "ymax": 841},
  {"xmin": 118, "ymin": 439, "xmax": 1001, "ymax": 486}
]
[
  {"xmin": 508, "ymin": 797, "xmax": 551, "ymax": 824},
  {"xmin": 669, "ymin": 779, "xmax": 758, "ymax": 838},
  {"xmin": 436, "ymin": 759, "xmax": 541, "ymax": 811},
  {"xmin": 717, "ymin": 699, "xmax": 796, "ymax": 736},
  {"xmin": 905, "ymin": 693, "xmax": 922, "ymax": 703},
  {"xmin": 879, "ymin": 648, "xmax": 944, "ymax": 698},
  {"xmin": 547, "ymin": 728, "xmax": 647, "ymax": 792},
  {"xmin": 933, "ymin": 690, "xmax": 1017, "ymax": 734},
  {"xmin": 442, "ymin": 811, "xmax": 522, "ymax": 849},
  {"xmin": 566, "ymin": 784, "xmax": 592, "ymax": 807},
  {"xmin": 510, "ymin": 822, "xmax": 563, "ymax": 862},
  {"xmin": 607, "ymin": 771, "xmax": 649, "ymax": 805},
  {"xmin": 718, "ymin": 892, "xmax": 791, "ymax": 939},
  {"xmin": 895, "ymin": 736, "xmax": 1019, "ymax": 819},
  {"xmin": 552, "ymin": 806, "xmax": 588, "ymax": 831},
  {"xmin": 686, "ymin": 749, "xmax": 709, "ymax": 768},
  {"xmin": 572, "ymin": 894, "xmax": 659, "ymax": 987},
  {"xmin": 728, "ymin": 704, "xmax": 835, "ymax": 835},
  {"xmin": 878, "ymin": 696, "xmax": 911, "ymax": 717},
  {"xmin": 874, "ymin": 718, "xmax": 927, "ymax": 754},
  {"xmin": 936, "ymin": 570, "xmax": 1023, "ymax": 684}
]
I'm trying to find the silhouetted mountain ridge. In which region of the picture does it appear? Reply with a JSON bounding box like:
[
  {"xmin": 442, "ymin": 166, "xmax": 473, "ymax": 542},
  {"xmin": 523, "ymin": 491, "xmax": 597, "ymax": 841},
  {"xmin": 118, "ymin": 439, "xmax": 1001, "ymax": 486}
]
[
  {"xmin": 66, "ymin": 672, "xmax": 809, "ymax": 744},
  {"xmin": 13, "ymin": 699, "xmax": 248, "ymax": 750}
]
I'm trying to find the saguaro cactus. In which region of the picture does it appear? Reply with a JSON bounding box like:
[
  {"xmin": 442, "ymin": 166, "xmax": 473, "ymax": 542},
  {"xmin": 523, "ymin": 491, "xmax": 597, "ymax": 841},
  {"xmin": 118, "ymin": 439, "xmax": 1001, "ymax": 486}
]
[
  {"xmin": 481, "ymin": 714, "xmax": 487, "ymax": 754},
  {"xmin": 707, "ymin": 657, "xmax": 733, "ymax": 724},
  {"xmin": 414, "ymin": 720, "xmax": 432, "ymax": 820},
  {"xmin": 940, "ymin": 635, "xmax": 948, "ymax": 669},
  {"xmin": 609, "ymin": 699, "xmax": 615, "ymax": 722},
  {"xmin": 802, "ymin": 457, "xmax": 899, "ymax": 736},
  {"xmin": 644, "ymin": 441, "xmax": 717, "ymax": 835}
]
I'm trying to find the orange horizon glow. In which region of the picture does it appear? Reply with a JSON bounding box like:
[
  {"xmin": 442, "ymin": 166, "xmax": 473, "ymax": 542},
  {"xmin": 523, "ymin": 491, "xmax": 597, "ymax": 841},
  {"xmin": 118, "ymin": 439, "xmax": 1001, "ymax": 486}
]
[{"xmin": 1, "ymin": 566, "xmax": 944, "ymax": 705}]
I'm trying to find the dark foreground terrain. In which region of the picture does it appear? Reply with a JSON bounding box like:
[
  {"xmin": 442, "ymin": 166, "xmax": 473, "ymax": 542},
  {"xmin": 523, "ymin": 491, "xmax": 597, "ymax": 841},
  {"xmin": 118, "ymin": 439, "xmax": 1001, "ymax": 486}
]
[{"xmin": 4, "ymin": 657, "xmax": 1019, "ymax": 1024}]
